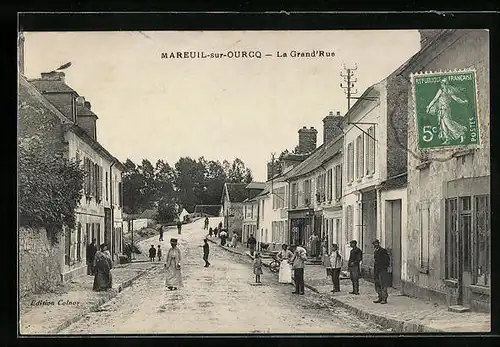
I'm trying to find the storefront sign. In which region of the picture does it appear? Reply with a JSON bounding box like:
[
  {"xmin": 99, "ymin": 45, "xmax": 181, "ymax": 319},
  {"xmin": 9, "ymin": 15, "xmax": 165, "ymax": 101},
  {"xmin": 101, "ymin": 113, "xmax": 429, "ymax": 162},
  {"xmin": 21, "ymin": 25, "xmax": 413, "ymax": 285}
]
[{"xmin": 411, "ymin": 69, "xmax": 480, "ymax": 150}]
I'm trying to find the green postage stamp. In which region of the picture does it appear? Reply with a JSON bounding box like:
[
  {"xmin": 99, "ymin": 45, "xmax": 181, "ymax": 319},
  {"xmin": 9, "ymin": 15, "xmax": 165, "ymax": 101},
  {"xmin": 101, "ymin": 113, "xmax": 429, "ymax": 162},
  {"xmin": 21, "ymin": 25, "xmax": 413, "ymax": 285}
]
[{"xmin": 411, "ymin": 69, "xmax": 480, "ymax": 150}]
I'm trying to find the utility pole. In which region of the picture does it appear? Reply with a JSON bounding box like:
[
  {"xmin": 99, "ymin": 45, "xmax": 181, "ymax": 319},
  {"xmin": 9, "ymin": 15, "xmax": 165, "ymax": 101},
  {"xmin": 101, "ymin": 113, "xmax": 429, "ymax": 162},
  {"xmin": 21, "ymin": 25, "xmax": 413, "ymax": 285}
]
[{"xmin": 340, "ymin": 63, "xmax": 358, "ymax": 111}]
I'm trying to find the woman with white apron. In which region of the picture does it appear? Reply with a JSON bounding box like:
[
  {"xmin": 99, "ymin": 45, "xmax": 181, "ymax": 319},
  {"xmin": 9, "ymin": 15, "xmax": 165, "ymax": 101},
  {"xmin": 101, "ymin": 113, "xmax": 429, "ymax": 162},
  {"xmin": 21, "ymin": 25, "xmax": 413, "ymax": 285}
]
[{"xmin": 277, "ymin": 244, "xmax": 293, "ymax": 283}]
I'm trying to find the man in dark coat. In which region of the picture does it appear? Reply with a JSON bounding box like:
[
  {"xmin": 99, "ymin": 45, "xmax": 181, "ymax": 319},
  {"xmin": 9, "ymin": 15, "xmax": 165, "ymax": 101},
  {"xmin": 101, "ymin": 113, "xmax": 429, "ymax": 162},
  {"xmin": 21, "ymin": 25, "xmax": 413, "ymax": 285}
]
[
  {"xmin": 177, "ymin": 220, "xmax": 182, "ymax": 235},
  {"xmin": 159, "ymin": 225, "xmax": 164, "ymax": 242},
  {"xmin": 203, "ymin": 239, "xmax": 210, "ymax": 267},
  {"xmin": 372, "ymin": 239, "xmax": 391, "ymax": 304},
  {"xmin": 86, "ymin": 238, "xmax": 97, "ymax": 275},
  {"xmin": 348, "ymin": 240, "xmax": 362, "ymax": 295},
  {"xmin": 247, "ymin": 234, "xmax": 257, "ymax": 256}
]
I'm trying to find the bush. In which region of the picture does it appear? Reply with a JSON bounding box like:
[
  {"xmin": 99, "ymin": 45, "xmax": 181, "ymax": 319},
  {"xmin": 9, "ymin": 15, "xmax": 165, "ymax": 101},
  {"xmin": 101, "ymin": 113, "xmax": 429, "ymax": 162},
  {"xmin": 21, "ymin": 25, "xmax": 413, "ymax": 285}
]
[{"xmin": 18, "ymin": 138, "xmax": 85, "ymax": 243}]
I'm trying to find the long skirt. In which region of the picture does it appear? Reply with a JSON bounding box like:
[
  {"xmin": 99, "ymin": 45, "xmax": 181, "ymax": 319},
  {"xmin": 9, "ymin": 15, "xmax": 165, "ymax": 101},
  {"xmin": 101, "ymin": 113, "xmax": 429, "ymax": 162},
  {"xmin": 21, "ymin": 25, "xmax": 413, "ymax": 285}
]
[
  {"xmin": 93, "ymin": 270, "xmax": 112, "ymax": 291},
  {"xmin": 278, "ymin": 260, "xmax": 292, "ymax": 283},
  {"xmin": 87, "ymin": 263, "xmax": 94, "ymax": 275},
  {"xmin": 165, "ymin": 266, "xmax": 183, "ymax": 288}
]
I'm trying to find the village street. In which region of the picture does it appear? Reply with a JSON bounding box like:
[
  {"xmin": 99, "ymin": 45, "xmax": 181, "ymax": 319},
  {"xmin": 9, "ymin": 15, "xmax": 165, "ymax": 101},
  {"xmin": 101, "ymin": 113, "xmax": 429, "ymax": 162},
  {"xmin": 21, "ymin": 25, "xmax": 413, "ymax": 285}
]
[{"xmin": 59, "ymin": 218, "xmax": 384, "ymax": 334}]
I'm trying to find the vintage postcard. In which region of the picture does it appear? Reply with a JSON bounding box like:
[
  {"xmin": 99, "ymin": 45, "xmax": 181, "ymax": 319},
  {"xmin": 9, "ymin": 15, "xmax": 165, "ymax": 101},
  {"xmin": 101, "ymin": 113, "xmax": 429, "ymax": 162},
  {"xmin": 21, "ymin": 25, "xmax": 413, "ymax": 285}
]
[{"xmin": 18, "ymin": 27, "xmax": 490, "ymax": 335}]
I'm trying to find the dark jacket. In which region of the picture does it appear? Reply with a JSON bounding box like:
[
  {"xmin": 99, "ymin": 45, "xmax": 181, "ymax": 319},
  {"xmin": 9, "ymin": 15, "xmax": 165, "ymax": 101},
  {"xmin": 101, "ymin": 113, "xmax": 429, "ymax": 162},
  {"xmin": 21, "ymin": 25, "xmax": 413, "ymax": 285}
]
[
  {"xmin": 374, "ymin": 247, "xmax": 390, "ymax": 273},
  {"xmin": 247, "ymin": 237, "xmax": 257, "ymax": 247},
  {"xmin": 203, "ymin": 243, "xmax": 210, "ymax": 256},
  {"xmin": 86, "ymin": 244, "xmax": 97, "ymax": 264},
  {"xmin": 149, "ymin": 247, "xmax": 157, "ymax": 258},
  {"xmin": 348, "ymin": 247, "xmax": 363, "ymax": 268}
]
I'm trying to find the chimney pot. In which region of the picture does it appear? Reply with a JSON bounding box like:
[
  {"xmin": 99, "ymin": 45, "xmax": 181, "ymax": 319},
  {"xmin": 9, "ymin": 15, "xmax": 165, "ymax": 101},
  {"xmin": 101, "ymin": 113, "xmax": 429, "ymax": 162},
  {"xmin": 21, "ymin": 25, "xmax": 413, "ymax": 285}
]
[
  {"xmin": 336, "ymin": 111, "xmax": 341, "ymax": 116},
  {"xmin": 76, "ymin": 96, "xmax": 85, "ymax": 106},
  {"xmin": 329, "ymin": 111, "xmax": 334, "ymax": 116},
  {"xmin": 84, "ymin": 101, "xmax": 91, "ymax": 110}
]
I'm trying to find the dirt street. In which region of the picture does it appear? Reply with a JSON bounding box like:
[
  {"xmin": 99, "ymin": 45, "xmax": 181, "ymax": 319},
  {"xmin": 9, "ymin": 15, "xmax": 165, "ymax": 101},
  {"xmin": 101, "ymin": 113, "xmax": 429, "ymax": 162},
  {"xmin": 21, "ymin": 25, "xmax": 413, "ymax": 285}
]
[{"xmin": 59, "ymin": 218, "xmax": 384, "ymax": 334}]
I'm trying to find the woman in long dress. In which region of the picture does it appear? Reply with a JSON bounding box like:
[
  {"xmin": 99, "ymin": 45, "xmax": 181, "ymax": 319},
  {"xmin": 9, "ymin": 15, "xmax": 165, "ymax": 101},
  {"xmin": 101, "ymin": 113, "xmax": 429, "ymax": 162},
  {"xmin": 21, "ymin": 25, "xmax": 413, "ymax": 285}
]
[
  {"xmin": 231, "ymin": 232, "xmax": 238, "ymax": 248},
  {"xmin": 165, "ymin": 238, "xmax": 183, "ymax": 290},
  {"xmin": 277, "ymin": 244, "xmax": 293, "ymax": 284},
  {"xmin": 426, "ymin": 77, "xmax": 468, "ymax": 145},
  {"xmin": 93, "ymin": 243, "xmax": 113, "ymax": 291}
]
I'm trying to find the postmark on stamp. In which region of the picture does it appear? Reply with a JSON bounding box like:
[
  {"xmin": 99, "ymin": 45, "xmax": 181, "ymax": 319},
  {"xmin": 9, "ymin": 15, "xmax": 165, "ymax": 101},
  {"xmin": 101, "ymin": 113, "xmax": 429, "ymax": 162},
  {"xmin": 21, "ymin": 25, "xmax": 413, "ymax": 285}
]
[{"xmin": 411, "ymin": 69, "xmax": 480, "ymax": 150}]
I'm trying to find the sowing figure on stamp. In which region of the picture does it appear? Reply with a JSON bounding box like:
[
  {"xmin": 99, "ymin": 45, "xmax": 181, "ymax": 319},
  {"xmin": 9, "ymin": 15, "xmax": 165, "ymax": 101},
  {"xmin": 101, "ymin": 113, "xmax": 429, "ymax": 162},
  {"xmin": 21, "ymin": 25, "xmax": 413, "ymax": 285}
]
[{"xmin": 426, "ymin": 77, "xmax": 468, "ymax": 145}]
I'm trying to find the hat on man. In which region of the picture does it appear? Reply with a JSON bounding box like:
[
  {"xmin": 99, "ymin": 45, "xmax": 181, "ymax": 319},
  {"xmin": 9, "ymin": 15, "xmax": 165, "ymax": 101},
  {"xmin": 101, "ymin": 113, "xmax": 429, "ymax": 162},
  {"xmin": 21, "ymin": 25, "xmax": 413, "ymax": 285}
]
[
  {"xmin": 170, "ymin": 238, "xmax": 178, "ymax": 244},
  {"xmin": 372, "ymin": 239, "xmax": 380, "ymax": 245}
]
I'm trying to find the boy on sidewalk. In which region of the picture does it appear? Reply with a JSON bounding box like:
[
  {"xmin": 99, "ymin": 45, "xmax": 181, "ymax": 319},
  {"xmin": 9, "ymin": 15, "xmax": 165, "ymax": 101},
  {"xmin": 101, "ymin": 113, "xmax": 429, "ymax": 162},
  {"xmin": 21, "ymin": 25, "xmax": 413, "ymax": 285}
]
[
  {"xmin": 149, "ymin": 245, "xmax": 156, "ymax": 262},
  {"xmin": 157, "ymin": 245, "xmax": 162, "ymax": 262}
]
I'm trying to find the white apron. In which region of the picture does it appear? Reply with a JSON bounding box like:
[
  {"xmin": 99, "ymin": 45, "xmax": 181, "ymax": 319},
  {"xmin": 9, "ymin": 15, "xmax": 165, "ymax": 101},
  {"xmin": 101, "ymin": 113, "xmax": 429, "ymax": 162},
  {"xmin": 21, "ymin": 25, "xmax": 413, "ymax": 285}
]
[{"xmin": 278, "ymin": 260, "xmax": 292, "ymax": 283}]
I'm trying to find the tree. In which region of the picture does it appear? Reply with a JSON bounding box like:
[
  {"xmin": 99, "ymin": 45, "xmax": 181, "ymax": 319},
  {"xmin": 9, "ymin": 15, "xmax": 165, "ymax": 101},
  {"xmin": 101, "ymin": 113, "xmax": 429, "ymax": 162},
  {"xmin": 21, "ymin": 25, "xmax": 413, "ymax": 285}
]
[
  {"xmin": 18, "ymin": 137, "xmax": 85, "ymax": 243},
  {"xmin": 156, "ymin": 198, "xmax": 178, "ymax": 223},
  {"xmin": 122, "ymin": 159, "xmax": 146, "ymax": 214}
]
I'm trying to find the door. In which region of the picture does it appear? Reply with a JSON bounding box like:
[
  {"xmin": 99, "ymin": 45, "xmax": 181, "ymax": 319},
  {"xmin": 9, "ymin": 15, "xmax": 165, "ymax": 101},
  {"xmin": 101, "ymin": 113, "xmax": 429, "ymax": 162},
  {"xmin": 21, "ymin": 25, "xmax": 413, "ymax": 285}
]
[
  {"xmin": 104, "ymin": 208, "xmax": 112, "ymax": 252},
  {"xmin": 458, "ymin": 197, "xmax": 473, "ymax": 307},
  {"xmin": 385, "ymin": 200, "xmax": 402, "ymax": 289}
]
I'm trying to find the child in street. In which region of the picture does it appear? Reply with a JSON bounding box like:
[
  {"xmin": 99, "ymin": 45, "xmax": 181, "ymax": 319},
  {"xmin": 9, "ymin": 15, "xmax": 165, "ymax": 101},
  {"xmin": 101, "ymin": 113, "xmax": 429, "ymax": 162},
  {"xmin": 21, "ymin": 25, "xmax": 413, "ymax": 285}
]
[
  {"xmin": 253, "ymin": 253, "xmax": 263, "ymax": 284},
  {"xmin": 157, "ymin": 245, "xmax": 162, "ymax": 262},
  {"xmin": 149, "ymin": 245, "xmax": 156, "ymax": 262}
]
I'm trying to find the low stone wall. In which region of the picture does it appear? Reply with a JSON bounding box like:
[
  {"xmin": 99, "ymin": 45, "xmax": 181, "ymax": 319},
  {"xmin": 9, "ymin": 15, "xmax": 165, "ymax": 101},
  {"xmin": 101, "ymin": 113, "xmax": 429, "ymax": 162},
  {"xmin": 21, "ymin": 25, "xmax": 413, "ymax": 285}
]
[{"xmin": 19, "ymin": 227, "xmax": 62, "ymax": 297}]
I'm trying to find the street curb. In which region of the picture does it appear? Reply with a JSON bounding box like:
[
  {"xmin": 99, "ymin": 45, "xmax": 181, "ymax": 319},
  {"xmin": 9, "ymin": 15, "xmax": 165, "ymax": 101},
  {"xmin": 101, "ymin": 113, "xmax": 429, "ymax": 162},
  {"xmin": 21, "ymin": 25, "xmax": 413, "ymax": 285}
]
[
  {"xmin": 49, "ymin": 268, "xmax": 151, "ymax": 334},
  {"xmin": 209, "ymin": 238, "xmax": 442, "ymax": 333}
]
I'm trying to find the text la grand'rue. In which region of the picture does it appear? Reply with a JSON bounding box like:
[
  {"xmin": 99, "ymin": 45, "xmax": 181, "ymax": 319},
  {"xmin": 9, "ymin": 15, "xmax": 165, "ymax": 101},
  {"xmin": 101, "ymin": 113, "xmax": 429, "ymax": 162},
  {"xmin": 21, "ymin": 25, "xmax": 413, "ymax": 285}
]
[{"xmin": 277, "ymin": 50, "xmax": 335, "ymax": 58}]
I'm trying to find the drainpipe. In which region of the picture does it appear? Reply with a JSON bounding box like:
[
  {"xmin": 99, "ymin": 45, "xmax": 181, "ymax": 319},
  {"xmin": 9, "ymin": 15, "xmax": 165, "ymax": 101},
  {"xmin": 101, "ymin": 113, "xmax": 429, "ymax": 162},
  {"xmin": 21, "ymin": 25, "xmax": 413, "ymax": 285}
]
[{"xmin": 109, "ymin": 162, "xmax": 115, "ymax": 262}]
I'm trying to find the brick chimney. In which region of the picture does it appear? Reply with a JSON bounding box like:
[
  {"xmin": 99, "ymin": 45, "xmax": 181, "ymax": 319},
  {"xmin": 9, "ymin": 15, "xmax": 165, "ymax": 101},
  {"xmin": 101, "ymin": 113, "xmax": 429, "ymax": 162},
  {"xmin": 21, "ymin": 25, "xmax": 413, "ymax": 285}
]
[
  {"xmin": 419, "ymin": 30, "xmax": 444, "ymax": 48},
  {"xmin": 41, "ymin": 71, "xmax": 66, "ymax": 82},
  {"xmin": 84, "ymin": 101, "xmax": 91, "ymax": 110},
  {"xmin": 297, "ymin": 126, "xmax": 318, "ymax": 154},
  {"xmin": 76, "ymin": 96, "xmax": 98, "ymax": 140},
  {"xmin": 323, "ymin": 111, "xmax": 344, "ymax": 145},
  {"xmin": 18, "ymin": 32, "xmax": 25, "ymax": 75}
]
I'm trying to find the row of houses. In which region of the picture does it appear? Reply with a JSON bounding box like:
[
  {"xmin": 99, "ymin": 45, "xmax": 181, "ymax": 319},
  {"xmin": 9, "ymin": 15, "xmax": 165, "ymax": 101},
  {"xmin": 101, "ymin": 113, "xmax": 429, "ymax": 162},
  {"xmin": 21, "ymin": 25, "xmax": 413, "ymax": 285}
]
[
  {"xmin": 221, "ymin": 29, "xmax": 490, "ymax": 312},
  {"xmin": 18, "ymin": 32, "xmax": 126, "ymax": 291}
]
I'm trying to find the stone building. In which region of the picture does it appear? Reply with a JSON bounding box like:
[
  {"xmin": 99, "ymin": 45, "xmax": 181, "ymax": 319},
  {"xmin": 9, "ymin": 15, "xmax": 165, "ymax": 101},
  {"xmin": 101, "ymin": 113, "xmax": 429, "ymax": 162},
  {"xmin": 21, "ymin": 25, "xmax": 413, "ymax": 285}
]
[{"xmin": 402, "ymin": 29, "xmax": 490, "ymax": 312}]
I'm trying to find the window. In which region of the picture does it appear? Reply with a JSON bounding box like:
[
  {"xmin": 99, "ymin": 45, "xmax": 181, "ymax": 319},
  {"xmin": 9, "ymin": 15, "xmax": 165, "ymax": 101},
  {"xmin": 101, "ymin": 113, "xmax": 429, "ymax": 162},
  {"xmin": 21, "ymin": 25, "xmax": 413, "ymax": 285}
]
[
  {"xmin": 366, "ymin": 126, "xmax": 376, "ymax": 174},
  {"xmin": 419, "ymin": 204, "xmax": 430, "ymax": 271},
  {"xmin": 291, "ymin": 183, "xmax": 297, "ymax": 208},
  {"xmin": 346, "ymin": 205, "xmax": 354, "ymax": 242},
  {"xmin": 105, "ymin": 172, "xmax": 109, "ymax": 201},
  {"xmin": 474, "ymin": 195, "xmax": 490, "ymax": 286},
  {"xmin": 356, "ymin": 135, "xmax": 364, "ymax": 179},
  {"xmin": 347, "ymin": 142, "xmax": 354, "ymax": 183},
  {"xmin": 445, "ymin": 198, "xmax": 459, "ymax": 280},
  {"xmin": 334, "ymin": 164, "xmax": 342, "ymax": 200},
  {"xmin": 118, "ymin": 182, "xmax": 122, "ymax": 207},
  {"xmin": 65, "ymin": 227, "xmax": 71, "ymax": 265},
  {"xmin": 244, "ymin": 206, "xmax": 247, "ymax": 218},
  {"xmin": 262, "ymin": 200, "xmax": 265, "ymax": 220},
  {"xmin": 304, "ymin": 179, "xmax": 311, "ymax": 205},
  {"xmin": 327, "ymin": 169, "xmax": 333, "ymax": 201},
  {"xmin": 76, "ymin": 223, "xmax": 82, "ymax": 262},
  {"xmin": 96, "ymin": 223, "xmax": 101, "ymax": 245}
]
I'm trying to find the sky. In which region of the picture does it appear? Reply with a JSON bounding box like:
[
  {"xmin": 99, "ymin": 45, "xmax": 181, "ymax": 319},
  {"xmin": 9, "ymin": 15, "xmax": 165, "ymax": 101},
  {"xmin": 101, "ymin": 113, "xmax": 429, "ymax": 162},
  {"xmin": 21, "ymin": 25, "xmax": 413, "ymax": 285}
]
[{"xmin": 24, "ymin": 30, "xmax": 421, "ymax": 181}]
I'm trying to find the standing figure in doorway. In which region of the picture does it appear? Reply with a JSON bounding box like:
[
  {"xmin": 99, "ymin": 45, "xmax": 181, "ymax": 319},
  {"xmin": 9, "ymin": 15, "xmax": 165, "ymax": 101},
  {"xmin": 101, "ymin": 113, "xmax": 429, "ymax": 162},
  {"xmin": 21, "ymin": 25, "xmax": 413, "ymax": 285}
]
[
  {"xmin": 86, "ymin": 238, "xmax": 97, "ymax": 276},
  {"xmin": 309, "ymin": 232, "xmax": 320, "ymax": 258},
  {"xmin": 165, "ymin": 238, "xmax": 182, "ymax": 290},
  {"xmin": 348, "ymin": 240, "xmax": 362, "ymax": 295}
]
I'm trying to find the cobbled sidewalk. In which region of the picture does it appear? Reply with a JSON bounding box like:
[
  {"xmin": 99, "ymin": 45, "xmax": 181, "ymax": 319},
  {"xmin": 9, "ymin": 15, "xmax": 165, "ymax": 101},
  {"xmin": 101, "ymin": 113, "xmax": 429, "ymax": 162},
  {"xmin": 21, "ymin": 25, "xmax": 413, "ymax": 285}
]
[
  {"xmin": 207, "ymin": 237, "xmax": 490, "ymax": 333},
  {"xmin": 19, "ymin": 237, "xmax": 159, "ymax": 335}
]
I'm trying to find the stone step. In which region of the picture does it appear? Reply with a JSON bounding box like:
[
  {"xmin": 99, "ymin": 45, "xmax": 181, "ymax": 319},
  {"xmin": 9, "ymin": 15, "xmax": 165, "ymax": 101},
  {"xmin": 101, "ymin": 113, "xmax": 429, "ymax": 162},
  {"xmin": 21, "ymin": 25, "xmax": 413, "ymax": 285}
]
[{"xmin": 448, "ymin": 305, "xmax": 470, "ymax": 313}]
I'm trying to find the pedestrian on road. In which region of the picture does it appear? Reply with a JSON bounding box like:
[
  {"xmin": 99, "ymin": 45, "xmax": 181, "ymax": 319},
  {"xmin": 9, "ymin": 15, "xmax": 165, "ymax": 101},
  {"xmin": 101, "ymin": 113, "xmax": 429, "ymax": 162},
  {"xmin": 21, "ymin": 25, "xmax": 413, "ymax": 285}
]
[
  {"xmin": 202, "ymin": 239, "xmax": 210, "ymax": 267},
  {"xmin": 220, "ymin": 229, "xmax": 228, "ymax": 246},
  {"xmin": 247, "ymin": 234, "xmax": 257, "ymax": 256},
  {"xmin": 253, "ymin": 252, "xmax": 263, "ymax": 283},
  {"xmin": 231, "ymin": 232, "xmax": 238, "ymax": 248},
  {"xmin": 209, "ymin": 227, "xmax": 213, "ymax": 237},
  {"xmin": 92, "ymin": 243, "xmax": 113, "ymax": 291},
  {"xmin": 159, "ymin": 225, "xmax": 164, "ymax": 242},
  {"xmin": 157, "ymin": 245, "xmax": 162, "ymax": 262},
  {"xmin": 165, "ymin": 238, "xmax": 182, "ymax": 290},
  {"xmin": 149, "ymin": 245, "xmax": 157, "ymax": 262},
  {"xmin": 372, "ymin": 239, "xmax": 390, "ymax": 304},
  {"xmin": 86, "ymin": 238, "xmax": 97, "ymax": 276},
  {"xmin": 291, "ymin": 245, "xmax": 307, "ymax": 295},
  {"xmin": 348, "ymin": 240, "xmax": 362, "ymax": 295},
  {"xmin": 213, "ymin": 227, "xmax": 218, "ymax": 238},
  {"xmin": 328, "ymin": 243, "xmax": 342, "ymax": 293},
  {"xmin": 204, "ymin": 217, "xmax": 209, "ymax": 230},
  {"xmin": 177, "ymin": 220, "xmax": 182, "ymax": 235},
  {"xmin": 277, "ymin": 244, "xmax": 293, "ymax": 284},
  {"xmin": 218, "ymin": 222, "xmax": 223, "ymax": 234}
]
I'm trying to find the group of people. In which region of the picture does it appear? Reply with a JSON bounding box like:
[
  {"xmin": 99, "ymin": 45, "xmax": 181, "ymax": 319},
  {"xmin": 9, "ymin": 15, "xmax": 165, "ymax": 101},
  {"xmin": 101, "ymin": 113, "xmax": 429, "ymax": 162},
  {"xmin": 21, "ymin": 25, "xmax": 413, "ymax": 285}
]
[
  {"xmin": 85, "ymin": 238, "xmax": 113, "ymax": 292},
  {"xmin": 149, "ymin": 244, "xmax": 162, "ymax": 262}
]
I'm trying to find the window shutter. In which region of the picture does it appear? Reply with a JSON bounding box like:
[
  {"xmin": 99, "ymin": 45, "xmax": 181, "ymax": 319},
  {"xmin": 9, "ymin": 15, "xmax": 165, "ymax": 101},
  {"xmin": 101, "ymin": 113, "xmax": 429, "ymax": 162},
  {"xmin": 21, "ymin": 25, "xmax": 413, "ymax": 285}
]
[{"xmin": 360, "ymin": 135, "xmax": 364, "ymax": 177}]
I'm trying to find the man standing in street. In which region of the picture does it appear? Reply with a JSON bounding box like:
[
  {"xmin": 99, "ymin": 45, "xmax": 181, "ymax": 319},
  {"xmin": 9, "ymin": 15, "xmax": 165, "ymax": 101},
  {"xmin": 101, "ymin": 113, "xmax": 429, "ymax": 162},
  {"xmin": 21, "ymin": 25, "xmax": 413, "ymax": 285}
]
[
  {"xmin": 247, "ymin": 234, "xmax": 257, "ymax": 256},
  {"xmin": 291, "ymin": 244, "xmax": 307, "ymax": 295},
  {"xmin": 158, "ymin": 225, "xmax": 164, "ymax": 242},
  {"xmin": 177, "ymin": 220, "xmax": 182, "ymax": 235},
  {"xmin": 204, "ymin": 217, "xmax": 209, "ymax": 230},
  {"xmin": 348, "ymin": 240, "xmax": 362, "ymax": 295},
  {"xmin": 202, "ymin": 239, "xmax": 210, "ymax": 267},
  {"xmin": 372, "ymin": 239, "xmax": 390, "ymax": 304},
  {"xmin": 86, "ymin": 238, "xmax": 97, "ymax": 275}
]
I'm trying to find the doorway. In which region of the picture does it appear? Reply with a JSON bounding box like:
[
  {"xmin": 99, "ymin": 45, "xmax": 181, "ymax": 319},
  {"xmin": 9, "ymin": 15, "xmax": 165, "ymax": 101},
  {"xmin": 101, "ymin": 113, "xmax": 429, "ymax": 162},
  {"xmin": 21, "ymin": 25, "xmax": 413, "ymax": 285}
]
[
  {"xmin": 385, "ymin": 199, "xmax": 402, "ymax": 289},
  {"xmin": 104, "ymin": 208, "xmax": 112, "ymax": 254}
]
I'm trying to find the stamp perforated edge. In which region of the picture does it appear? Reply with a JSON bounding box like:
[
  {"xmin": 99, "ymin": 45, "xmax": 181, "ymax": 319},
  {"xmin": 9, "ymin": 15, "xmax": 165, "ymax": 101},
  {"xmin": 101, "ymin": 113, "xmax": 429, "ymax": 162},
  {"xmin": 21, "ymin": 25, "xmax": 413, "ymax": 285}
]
[{"xmin": 409, "ymin": 68, "xmax": 481, "ymax": 153}]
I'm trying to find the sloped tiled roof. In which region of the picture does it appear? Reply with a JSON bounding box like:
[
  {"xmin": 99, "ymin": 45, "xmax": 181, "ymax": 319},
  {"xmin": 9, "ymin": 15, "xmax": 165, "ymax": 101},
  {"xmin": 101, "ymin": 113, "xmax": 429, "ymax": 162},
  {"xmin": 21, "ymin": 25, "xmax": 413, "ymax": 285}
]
[
  {"xmin": 285, "ymin": 135, "xmax": 343, "ymax": 180},
  {"xmin": 29, "ymin": 79, "xmax": 78, "ymax": 94},
  {"xmin": 225, "ymin": 183, "xmax": 248, "ymax": 203},
  {"xmin": 139, "ymin": 208, "xmax": 158, "ymax": 219},
  {"xmin": 245, "ymin": 182, "xmax": 266, "ymax": 190}
]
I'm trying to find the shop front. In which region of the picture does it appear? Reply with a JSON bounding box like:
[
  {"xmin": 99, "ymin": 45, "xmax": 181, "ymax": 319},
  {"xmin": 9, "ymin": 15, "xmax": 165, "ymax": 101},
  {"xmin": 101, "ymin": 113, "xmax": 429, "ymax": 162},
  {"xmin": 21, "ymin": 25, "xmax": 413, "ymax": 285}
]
[{"xmin": 288, "ymin": 209, "xmax": 314, "ymax": 249}]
